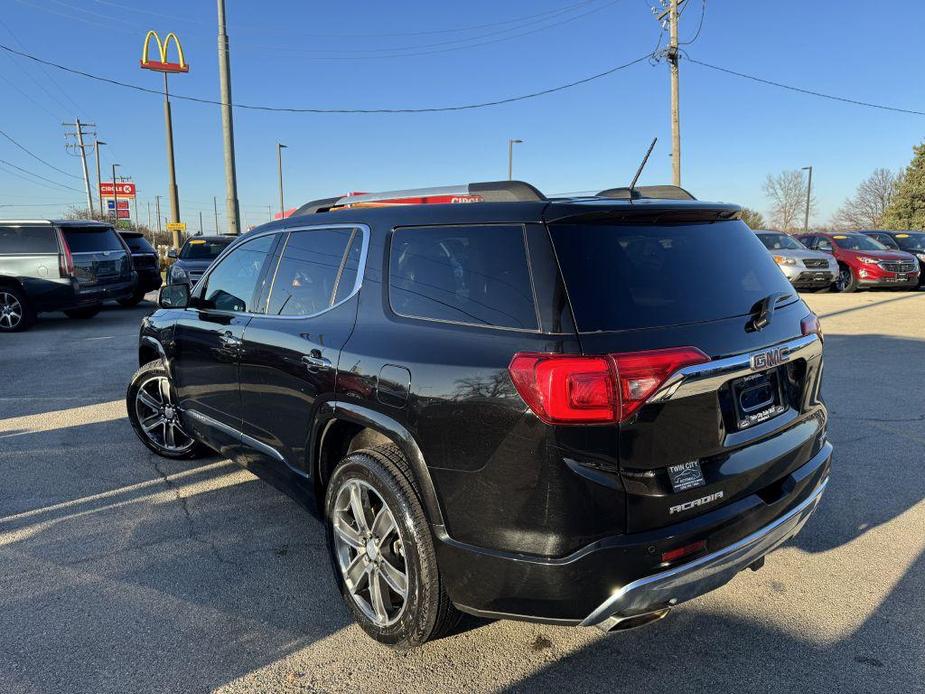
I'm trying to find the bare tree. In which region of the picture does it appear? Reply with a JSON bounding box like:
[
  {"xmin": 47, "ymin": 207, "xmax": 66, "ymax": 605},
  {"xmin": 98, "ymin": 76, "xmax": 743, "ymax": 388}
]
[
  {"xmin": 830, "ymin": 168, "xmax": 901, "ymax": 230},
  {"xmin": 763, "ymin": 170, "xmax": 816, "ymax": 232}
]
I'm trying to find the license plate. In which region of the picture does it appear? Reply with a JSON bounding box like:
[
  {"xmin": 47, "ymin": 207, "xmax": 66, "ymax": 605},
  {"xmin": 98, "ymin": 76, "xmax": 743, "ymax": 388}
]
[{"xmin": 731, "ymin": 370, "xmax": 786, "ymax": 430}]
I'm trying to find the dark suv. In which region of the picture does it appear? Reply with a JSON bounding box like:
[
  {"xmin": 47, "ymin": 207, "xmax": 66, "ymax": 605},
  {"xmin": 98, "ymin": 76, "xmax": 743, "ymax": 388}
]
[
  {"xmin": 127, "ymin": 182, "xmax": 831, "ymax": 647},
  {"xmin": 0, "ymin": 220, "xmax": 136, "ymax": 332},
  {"xmin": 119, "ymin": 231, "xmax": 163, "ymax": 305}
]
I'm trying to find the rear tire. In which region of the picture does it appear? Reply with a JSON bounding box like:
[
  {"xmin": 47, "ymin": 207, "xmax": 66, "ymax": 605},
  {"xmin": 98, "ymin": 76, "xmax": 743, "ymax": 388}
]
[
  {"xmin": 0, "ymin": 286, "xmax": 34, "ymax": 332},
  {"xmin": 64, "ymin": 306, "xmax": 102, "ymax": 319},
  {"xmin": 324, "ymin": 443, "xmax": 460, "ymax": 648},
  {"xmin": 118, "ymin": 290, "xmax": 146, "ymax": 307},
  {"xmin": 126, "ymin": 360, "xmax": 208, "ymax": 459}
]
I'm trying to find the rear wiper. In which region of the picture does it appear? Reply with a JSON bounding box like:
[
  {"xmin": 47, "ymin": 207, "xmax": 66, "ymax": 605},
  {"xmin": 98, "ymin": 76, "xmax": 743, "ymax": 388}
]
[{"xmin": 747, "ymin": 292, "xmax": 793, "ymax": 332}]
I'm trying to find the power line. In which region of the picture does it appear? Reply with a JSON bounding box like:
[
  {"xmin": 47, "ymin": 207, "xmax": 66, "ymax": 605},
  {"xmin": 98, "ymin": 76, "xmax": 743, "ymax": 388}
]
[
  {"xmin": 679, "ymin": 0, "xmax": 705, "ymax": 45},
  {"xmin": 687, "ymin": 57, "xmax": 925, "ymax": 117},
  {"xmin": 0, "ymin": 159, "xmax": 84, "ymax": 192},
  {"xmin": 0, "ymin": 42, "xmax": 653, "ymax": 113},
  {"xmin": 0, "ymin": 127, "xmax": 83, "ymax": 179}
]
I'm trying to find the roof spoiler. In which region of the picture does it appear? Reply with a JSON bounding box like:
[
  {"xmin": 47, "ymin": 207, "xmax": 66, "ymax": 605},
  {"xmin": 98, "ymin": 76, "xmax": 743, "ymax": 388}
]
[
  {"xmin": 596, "ymin": 185, "xmax": 696, "ymax": 201},
  {"xmin": 292, "ymin": 180, "xmax": 545, "ymax": 216}
]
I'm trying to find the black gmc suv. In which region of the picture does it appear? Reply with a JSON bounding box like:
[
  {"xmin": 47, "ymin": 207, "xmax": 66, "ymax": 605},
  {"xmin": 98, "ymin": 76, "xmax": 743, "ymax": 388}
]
[
  {"xmin": 0, "ymin": 220, "xmax": 136, "ymax": 332},
  {"xmin": 127, "ymin": 182, "xmax": 831, "ymax": 647}
]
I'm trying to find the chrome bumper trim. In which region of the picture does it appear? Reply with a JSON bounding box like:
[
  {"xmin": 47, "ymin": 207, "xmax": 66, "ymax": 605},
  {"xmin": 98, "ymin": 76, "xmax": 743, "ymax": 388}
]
[{"xmin": 580, "ymin": 476, "xmax": 829, "ymax": 628}]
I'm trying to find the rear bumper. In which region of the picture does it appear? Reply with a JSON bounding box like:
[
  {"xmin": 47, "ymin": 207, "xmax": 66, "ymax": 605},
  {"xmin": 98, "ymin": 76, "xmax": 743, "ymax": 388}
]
[
  {"xmin": 74, "ymin": 277, "xmax": 136, "ymax": 304},
  {"xmin": 441, "ymin": 441, "xmax": 832, "ymax": 625},
  {"xmin": 581, "ymin": 474, "xmax": 828, "ymax": 630},
  {"xmin": 136, "ymin": 269, "xmax": 163, "ymax": 294}
]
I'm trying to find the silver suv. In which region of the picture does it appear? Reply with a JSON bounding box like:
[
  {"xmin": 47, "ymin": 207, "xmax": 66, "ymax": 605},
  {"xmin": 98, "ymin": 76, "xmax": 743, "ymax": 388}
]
[{"xmin": 755, "ymin": 231, "xmax": 836, "ymax": 291}]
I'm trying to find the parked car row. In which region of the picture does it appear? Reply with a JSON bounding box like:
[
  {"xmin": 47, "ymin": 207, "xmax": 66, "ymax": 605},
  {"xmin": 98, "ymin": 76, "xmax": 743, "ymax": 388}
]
[
  {"xmin": 756, "ymin": 229, "xmax": 922, "ymax": 293},
  {"xmin": 0, "ymin": 220, "xmax": 165, "ymax": 332}
]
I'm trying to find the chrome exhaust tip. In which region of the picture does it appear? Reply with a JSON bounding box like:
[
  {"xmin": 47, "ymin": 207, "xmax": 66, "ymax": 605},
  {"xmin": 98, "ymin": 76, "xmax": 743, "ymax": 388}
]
[{"xmin": 595, "ymin": 607, "xmax": 671, "ymax": 634}]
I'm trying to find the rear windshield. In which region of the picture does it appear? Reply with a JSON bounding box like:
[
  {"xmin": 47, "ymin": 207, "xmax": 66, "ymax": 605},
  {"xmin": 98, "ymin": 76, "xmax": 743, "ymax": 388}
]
[
  {"xmin": 122, "ymin": 235, "xmax": 156, "ymax": 253},
  {"xmin": 757, "ymin": 233, "xmax": 805, "ymax": 251},
  {"xmin": 0, "ymin": 225, "xmax": 58, "ymax": 254},
  {"xmin": 893, "ymin": 233, "xmax": 925, "ymax": 251},
  {"xmin": 550, "ymin": 220, "xmax": 795, "ymax": 332},
  {"xmin": 62, "ymin": 227, "xmax": 124, "ymax": 253},
  {"xmin": 180, "ymin": 238, "xmax": 232, "ymax": 260}
]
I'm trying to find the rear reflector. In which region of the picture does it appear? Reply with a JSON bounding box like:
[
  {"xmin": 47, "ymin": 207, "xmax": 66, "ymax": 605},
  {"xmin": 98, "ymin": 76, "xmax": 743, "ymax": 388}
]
[
  {"xmin": 508, "ymin": 347, "xmax": 709, "ymax": 425},
  {"xmin": 661, "ymin": 539, "xmax": 706, "ymax": 564}
]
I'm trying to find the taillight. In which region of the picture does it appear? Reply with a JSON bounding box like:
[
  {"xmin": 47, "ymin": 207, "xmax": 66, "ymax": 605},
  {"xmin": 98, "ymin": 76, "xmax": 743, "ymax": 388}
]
[
  {"xmin": 801, "ymin": 313, "xmax": 823, "ymax": 342},
  {"xmin": 508, "ymin": 347, "xmax": 709, "ymax": 425},
  {"xmin": 57, "ymin": 229, "xmax": 75, "ymax": 277}
]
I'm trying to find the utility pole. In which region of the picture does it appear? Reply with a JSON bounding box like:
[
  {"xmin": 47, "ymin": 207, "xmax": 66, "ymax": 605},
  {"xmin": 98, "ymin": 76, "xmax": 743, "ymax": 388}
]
[
  {"xmin": 267, "ymin": 204, "xmax": 271, "ymax": 222},
  {"xmin": 112, "ymin": 163, "xmax": 120, "ymax": 227},
  {"xmin": 277, "ymin": 142, "xmax": 287, "ymax": 217},
  {"xmin": 507, "ymin": 139, "xmax": 523, "ymax": 181},
  {"xmin": 94, "ymin": 138, "xmax": 106, "ymax": 218},
  {"xmin": 63, "ymin": 118, "xmax": 96, "ymax": 216},
  {"xmin": 802, "ymin": 165, "xmax": 813, "ymax": 232},
  {"xmin": 213, "ymin": 196, "xmax": 219, "ymax": 233},
  {"xmin": 162, "ymin": 74, "xmax": 181, "ymax": 248},
  {"xmin": 199, "ymin": 210, "xmax": 203, "ymax": 235},
  {"xmin": 147, "ymin": 201, "xmax": 152, "ymax": 229},
  {"xmin": 655, "ymin": 1, "xmax": 683, "ymax": 186},
  {"xmin": 217, "ymin": 0, "xmax": 241, "ymax": 235},
  {"xmin": 155, "ymin": 195, "xmax": 162, "ymax": 234}
]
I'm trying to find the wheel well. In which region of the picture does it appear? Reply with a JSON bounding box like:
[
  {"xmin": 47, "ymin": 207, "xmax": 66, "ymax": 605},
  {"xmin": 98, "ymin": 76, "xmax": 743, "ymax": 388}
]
[
  {"xmin": 315, "ymin": 420, "xmax": 392, "ymax": 503},
  {"xmin": 0, "ymin": 276, "xmax": 25, "ymax": 291},
  {"xmin": 138, "ymin": 342, "xmax": 161, "ymax": 367}
]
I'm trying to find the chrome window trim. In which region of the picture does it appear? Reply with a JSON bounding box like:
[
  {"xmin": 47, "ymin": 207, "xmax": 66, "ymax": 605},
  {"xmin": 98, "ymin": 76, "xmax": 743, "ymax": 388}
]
[
  {"xmin": 260, "ymin": 223, "xmax": 370, "ymax": 321},
  {"xmin": 386, "ymin": 222, "xmax": 542, "ymax": 335}
]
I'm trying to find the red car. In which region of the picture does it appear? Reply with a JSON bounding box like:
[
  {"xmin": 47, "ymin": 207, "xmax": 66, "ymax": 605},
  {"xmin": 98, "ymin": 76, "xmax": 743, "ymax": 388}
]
[{"xmin": 795, "ymin": 232, "xmax": 920, "ymax": 292}]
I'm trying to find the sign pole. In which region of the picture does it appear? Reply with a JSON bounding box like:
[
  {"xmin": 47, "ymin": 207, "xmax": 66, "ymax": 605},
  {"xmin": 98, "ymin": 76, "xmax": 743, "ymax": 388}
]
[{"xmin": 163, "ymin": 72, "xmax": 181, "ymax": 249}]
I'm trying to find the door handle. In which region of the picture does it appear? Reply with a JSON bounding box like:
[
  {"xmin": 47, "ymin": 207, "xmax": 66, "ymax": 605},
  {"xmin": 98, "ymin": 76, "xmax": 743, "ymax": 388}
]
[
  {"xmin": 302, "ymin": 354, "xmax": 332, "ymax": 370},
  {"xmin": 219, "ymin": 332, "xmax": 242, "ymax": 347}
]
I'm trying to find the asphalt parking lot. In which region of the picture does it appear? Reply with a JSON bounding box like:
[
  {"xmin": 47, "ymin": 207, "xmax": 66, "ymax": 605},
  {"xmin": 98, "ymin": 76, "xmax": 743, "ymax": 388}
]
[{"xmin": 1, "ymin": 291, "xmax": 923, "ymax": 694}]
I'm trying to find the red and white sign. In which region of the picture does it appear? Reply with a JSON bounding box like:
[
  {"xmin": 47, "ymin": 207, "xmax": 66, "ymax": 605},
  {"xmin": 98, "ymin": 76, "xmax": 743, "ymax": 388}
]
[{"xmin": 99, "ymin": 181, "xmax": 136, "ymax": 198}]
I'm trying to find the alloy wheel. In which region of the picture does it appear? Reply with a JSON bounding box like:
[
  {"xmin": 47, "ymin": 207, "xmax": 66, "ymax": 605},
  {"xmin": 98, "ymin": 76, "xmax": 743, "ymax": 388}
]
[
  {"xmin": 134, "ymin": 375, "xmax": 195, "ymax": 452},
  {"xmin": 332, "ymin": 478, "xmax": 409, "ymax": 627},
  {"xmin": 0, "ymin": 291, "xmax": 23, "ymax": 330},
  {"xmin": 837, "ymin": 267, "xmax": 851, "ymax": 292}
]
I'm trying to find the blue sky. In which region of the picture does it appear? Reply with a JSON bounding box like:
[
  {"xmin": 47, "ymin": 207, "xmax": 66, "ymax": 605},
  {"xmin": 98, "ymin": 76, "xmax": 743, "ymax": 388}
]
[{"xmin": 1, "ymin": 0, "xmax": 924, "ymax": 229}]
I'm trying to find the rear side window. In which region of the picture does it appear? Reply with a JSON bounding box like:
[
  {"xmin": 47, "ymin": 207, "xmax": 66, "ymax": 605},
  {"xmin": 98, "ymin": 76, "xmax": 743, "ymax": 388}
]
[
  {"xmin": 122, "ymin": 235, "xmax": 156, "ymax": 253},
  {"xmin": 389, "ymin": 225, "xmax": 537, "ymax": 330},
  {"xmin": 62, "ymin": 227, "xmax": 123, "ymax": 253},
  {"xmin": 267, "ymin": 228, "xmax": 355, "ymax": 316},
  {"xmin": 0, "ymin": 225, "xmax": 58, "ymax": 254},
  {"xmin": 550, "ymin": 220, "xmax": 796, "ymax": 332}
]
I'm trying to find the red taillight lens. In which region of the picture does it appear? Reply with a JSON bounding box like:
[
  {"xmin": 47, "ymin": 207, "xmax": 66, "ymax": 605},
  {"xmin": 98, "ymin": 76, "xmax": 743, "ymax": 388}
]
[
  {"xmin": 57, "ymin": 229, "xmax": 75, "ymax": 277},
  {"xmin": 611, "ymin": 347, "xmax": 710, "ymax": 421},
  {"xmin": 508, "ymin": 347, "xmax": 709, "ymax": 425},
  {"xmin": 661, "ymin": 539, "xmax": 706, "ymax": 564},
  {"xmin": 801, "ymin": 313, "xmax": 823, "ymax": 342}
]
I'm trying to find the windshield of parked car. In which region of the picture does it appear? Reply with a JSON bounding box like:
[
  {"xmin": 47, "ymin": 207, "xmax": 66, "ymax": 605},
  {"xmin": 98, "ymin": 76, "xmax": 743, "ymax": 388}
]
[
  {"xmin": 549, "ymin": 220, "xmax": 795, "ymax": 332},
  {"xmin": 179, "ymin": 238, "xmax": 231, "ymax": 260},
  {"xmin": 893, "ymin": 232, "xmax": 925, "ymax": 251},
  {"xmin": 121, "ymin": 235, "xmax": 156, "ymax": 253},
  {"xmin": 832, "ymin": 234, "xmax": 888, "ymax": 251},
  {"xmin": 757, "ymin": 233, "xmax": 806, "ymax": 251}
]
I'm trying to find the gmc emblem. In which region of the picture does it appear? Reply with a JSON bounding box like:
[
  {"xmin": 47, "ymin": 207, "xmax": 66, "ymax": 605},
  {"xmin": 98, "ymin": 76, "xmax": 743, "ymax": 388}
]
[{"xmin": 750, "ymin": 346, "xmax": 791, "ymax": 371}]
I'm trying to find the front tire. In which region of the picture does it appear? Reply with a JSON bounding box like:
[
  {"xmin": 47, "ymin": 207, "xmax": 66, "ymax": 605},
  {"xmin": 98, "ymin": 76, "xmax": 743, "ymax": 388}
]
[
  {"xmin": 325, "ymin": 444, "xmax": 460, "ymax": 648},
  {"xmin": 126, "ymin": 360, "xmax": 206, "ymax": 459},
  {"xmin": 836, "ymin": 265, "xmax": 859, "ymax": 293},
  {"xmin": 64, "ymin": 306, "xmax": 102, "ymax": 319}
]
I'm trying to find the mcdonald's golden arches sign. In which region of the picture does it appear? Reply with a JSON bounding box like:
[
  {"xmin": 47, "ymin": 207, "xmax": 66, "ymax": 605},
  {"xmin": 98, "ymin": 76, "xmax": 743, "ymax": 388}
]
[{"xmin": 140, "ymin": 31, "xmax": 189, "ymax": 73}]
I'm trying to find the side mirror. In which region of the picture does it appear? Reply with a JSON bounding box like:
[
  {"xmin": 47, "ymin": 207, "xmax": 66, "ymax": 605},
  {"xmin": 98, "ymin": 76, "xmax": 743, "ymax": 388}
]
[
  {"xmin": 158, "ymin": 283, "xmax": 190, "ymax": 309},
  {"xmin": 167, "ymin": 248, "xmax": 178, "ymax": 259}
]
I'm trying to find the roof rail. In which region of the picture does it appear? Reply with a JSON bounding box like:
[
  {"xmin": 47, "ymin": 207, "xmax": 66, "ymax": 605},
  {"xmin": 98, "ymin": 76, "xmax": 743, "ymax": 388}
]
[
  {"xmin": 293, "ymin": 180, "xmax": 545, "ymax": 216},
  {"xmin": 596, "ymin": 185, "xmax": 696, "ymax": 201}
]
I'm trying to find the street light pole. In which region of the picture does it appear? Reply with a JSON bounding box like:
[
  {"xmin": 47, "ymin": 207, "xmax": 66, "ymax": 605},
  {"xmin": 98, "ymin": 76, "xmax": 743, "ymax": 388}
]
[
  {"xmin": 802, "ymin": 165, "xmax": 813, "ymax": 232},
  {"xmin": 507, "ymin": 139, "xmax": 523, "ymax": 181},
  {"xmin": 277, "ymin": 143, "xmax": 287, "ymax": 217},
  {"xmin": 216, "ymin": 0, "xmax": 241, "ymax": 235}
]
